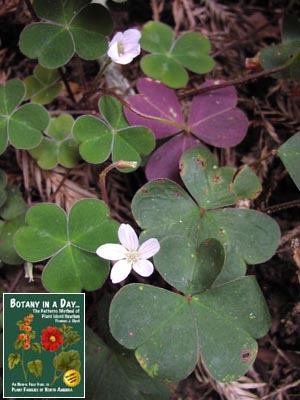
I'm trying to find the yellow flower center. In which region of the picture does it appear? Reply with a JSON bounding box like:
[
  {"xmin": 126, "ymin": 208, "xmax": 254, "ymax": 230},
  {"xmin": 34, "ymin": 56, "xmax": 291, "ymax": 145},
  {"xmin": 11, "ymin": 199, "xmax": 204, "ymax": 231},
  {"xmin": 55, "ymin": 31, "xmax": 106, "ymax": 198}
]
[
  {"xmin": 125, "ymin": 250, "xmax": 140, "ymax": 264},
  {"xmin": 117, "ymin": 40, "xmax": 125, "ymax": 56},
  {"xmin": 49, "ymin": 335, "xmax": 56, "ymax": 342}
]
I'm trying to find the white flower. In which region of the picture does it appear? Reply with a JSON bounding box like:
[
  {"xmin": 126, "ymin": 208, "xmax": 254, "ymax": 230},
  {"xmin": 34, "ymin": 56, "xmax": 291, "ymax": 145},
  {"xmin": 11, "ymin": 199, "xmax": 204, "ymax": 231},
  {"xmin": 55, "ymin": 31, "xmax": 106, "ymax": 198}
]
[
  {"xmin": 96, "ymin": 224, "xmax": 160, "ymax": 283},
  {"xmin": 107, "ymin": 29, "xmax": 141, "ymax": 65}
]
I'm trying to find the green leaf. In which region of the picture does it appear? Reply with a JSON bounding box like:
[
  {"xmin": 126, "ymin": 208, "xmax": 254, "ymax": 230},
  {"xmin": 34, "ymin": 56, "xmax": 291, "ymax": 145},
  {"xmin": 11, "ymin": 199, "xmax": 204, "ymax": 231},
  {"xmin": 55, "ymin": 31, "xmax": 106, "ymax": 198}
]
[
  {"xmin": 231, "ymin": 166, "xmax": 262, "ymax": 199},
  {"xmin": 278, "ymin": 132, "xmax": 300, "ymax": 190},
  {"xmin": 19, "ymin": 23, "xmax": 74, "ymax": 69},
  {"xmin": 33, "ymin": 0, "xmax": 89, "ymax": 24},
  {"xmin": 73, "ymin": 96, "xmax": 155, "ymax": 168},
  {"xmin": 8, "ymin": 353, "xmax": 20, "ymax": 369},
  {"xmin": 259, "ymin": 15, "xmax": 300, "ymax": 80},
  {"xmin": 41, "ymin": 245, "xmax": 109, "ymax": 292},
  {"xmin": 86, "ymin": 327, "xmax": 170, "ymax": 400},
  {"xmin": 171, "ymin": 32, "xmax": 214, "ymax": 74},
  {"xmin": 0, "ymin": 118, "xmax": 8, "ymax": 155},
  {"xmin": 48, "ymin": 114, "xmax": 74, "ymax": 140},
  {"xmin": 68, "ymin": 199, "xmax": 119, "ymax": 251},
  {"xmin": 54, "ymin": 350, "xmax": 81, "ymax": 371},
  {"xmin": 70, "ymin": 3, "xmax": 112, "ymax": 60},
  {"xmin": 29, "ymin": 114, "xmax": 79, "ymax": 169},
  {"xmin": 141, "ymin": 54, "xmax": 189, "ymax": 89},
  {"xmin": 8, "ymin": 103, "xmax": 49, "ymax": 149},
  {"xmin": 24, "ymin": 65, "xmax": 62, "ymax": 104},
  {"xmin": 0, "ymin": 79, "xmax": 25, "ymax": 115},
  {"xmin": 27, "ymin": 359, "xmax": 43, "ymax": 377},
  {"xmin": 132, "ymin": 148, "xmax": 280, "ymax": 286},
  {"xmin": 99, "ymin": 95, "xmax": 128, "ymax": 130},
  {"xmin": 0, "ymin": 186, "xmax": 28, "ymax": 265},
  {"xmin": 140, "ymin": 21, "xmax": 173, "ymax": 53},
  {"xmin": 29, "ymin": 139, "xmax": 58, "ymax": 170},
  {"xmin": 15, "ymin": 203, "xmax": 68, "ymax": 262},
  {"xmin": 180, "ymin": 147, "xmax": 262, "ymax": 209},
  {"xmin": 15, "ymin": 200, "xmax": 117, "ymax": 292},
  {"xmin": 72, "ymin": 115, "xmax": 112, "ymax": 163},
  {"xmin": 109, "ymin": 278, "xmax": 271, "ymax": 382},
  {"xmin": 20, "ymin": 1, "xmax": 112, "ymax": 68},
  {"xmin": 154, "ymin": 237, "xmax": 225, "ymax": 294},
  {"xmin": 140, "ymin": 22, "xmax": 213, "ymax": 88}
]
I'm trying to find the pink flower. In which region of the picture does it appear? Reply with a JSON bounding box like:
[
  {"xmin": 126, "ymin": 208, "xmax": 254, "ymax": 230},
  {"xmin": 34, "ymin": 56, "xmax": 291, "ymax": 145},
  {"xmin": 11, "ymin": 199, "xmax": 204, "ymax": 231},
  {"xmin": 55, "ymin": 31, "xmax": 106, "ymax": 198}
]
[
  {"xmin": 107, "ymin": 29, "xmax": 141, "ymax": 65},
  {"xmin": 96, "ymin": 224, "xmax": 160, "ymax": 283}
]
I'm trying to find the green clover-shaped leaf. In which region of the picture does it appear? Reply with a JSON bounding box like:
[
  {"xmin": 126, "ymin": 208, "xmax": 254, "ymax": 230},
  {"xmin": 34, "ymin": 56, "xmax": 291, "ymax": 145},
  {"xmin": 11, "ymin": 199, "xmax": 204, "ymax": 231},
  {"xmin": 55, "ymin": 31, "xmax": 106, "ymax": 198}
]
[
  {"xmin": 0, "ymin": 185, "xmax": 28, "ymax": 265},
  {"xmin": 109, "ymin": 278, "xmax": 271, "ymax": 382},
  {"xmin": 278, "ymin": 132, "xmax": 300, "ymax": 190},
  {"xmin": 73, "ymin": 95, "xmax": 155, "ymax": 170},
  {"xmin": 86, "ymin": 327, "xmax": 171, "ymax": 400},
  {"xmin": 19, "ymin": 0, "xmax": 113, "ymax": 68},
  {"xmin": 259, "ymin": 15, "xmax": 300, "ymax": 79},
  {"xmin": 30, "ymin": 114, "xmax": 80, "ymax": 169},
  {"xmin": 132, "ymin": 147, "xmax": 280, "ymax": 287},
  {"xmin": 140, "ymin": 21, "xmax": 214, "ymax": 88},
  {"xmin": 24, "ymin": 65, "xmax": 63, "ymax": 104},
  {"xmin": 14, "ymin": 199, "xmax": 119, "ymax": 292},
  {"xmin": 0, "ymin": 79, "xmax": 49, "ymax": 155}
]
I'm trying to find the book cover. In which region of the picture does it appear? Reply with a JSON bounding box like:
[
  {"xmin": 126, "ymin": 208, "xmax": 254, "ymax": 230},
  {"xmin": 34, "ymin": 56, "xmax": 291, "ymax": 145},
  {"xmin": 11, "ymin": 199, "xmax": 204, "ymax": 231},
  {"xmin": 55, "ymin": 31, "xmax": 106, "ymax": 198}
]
[{"xmin": 3, "ymin": 293, "xmax": 85, "ymax": 398}]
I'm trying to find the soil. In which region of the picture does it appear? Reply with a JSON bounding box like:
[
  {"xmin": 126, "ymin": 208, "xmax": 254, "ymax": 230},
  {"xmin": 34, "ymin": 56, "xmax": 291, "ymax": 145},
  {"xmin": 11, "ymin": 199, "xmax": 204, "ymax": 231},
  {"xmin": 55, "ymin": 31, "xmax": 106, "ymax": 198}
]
[{"xmin": 1, "ymin": 1, "xmax": 300, "ymax": 399}]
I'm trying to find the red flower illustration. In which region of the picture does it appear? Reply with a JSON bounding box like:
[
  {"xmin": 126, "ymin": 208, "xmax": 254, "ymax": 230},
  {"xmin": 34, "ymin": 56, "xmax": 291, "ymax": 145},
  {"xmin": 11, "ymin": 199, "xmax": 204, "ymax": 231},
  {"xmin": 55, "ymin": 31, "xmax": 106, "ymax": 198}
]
[{"xmin": 41, "ymin": 326, "xmax": 63, "ymax": 352}]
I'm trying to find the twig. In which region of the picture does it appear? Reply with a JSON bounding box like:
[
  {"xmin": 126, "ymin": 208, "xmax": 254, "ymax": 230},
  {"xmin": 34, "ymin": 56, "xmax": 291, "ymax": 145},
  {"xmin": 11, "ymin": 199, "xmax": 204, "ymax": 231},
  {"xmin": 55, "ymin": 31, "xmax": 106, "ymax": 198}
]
[
  {"xmin": 58, "ymin": 67, "xmax": 76, "ymax": 103},
  {"xmin": 49, "ymin": 169, "xmax": 72, "ymax": 202},
  {"xmin": 262, "ymin": 199, "xmax": 300, "ymax": 214},
  {"xmin": 261, "ymin": 379, "xmax": 300, "ymax": 399},
  {"xmin": 24, "ymin": 0, "xmax": 38, "ymax": 20},
  {"xmin": 179, "ymin": 65, "xmax": 289, "ymax": 99}
]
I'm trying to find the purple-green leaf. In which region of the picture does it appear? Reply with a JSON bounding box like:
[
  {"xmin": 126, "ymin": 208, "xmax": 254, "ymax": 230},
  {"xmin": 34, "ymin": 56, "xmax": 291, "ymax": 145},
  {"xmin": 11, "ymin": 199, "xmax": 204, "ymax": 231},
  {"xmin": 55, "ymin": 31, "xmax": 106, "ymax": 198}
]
[
  {"xmin": 188, "ymin": 80, "xmax": 249, "ymax": 147},
  {"xmin": 124, "ymin": 78, "xmax": 185, "ymax": 139}
]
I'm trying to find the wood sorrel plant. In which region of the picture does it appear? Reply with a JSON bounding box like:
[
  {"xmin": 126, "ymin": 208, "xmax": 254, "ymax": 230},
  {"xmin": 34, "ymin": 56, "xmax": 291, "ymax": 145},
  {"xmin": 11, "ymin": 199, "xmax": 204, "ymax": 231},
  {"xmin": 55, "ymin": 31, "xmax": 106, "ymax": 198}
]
[{"xmin": 2, "ymin": 1, "xmax": 300, "ymax": 397}]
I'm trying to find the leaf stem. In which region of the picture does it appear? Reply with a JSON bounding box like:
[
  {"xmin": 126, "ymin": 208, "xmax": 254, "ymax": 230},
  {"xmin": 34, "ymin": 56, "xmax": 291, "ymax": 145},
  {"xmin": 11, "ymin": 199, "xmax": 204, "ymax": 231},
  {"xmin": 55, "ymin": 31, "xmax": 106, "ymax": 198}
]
[
  {"xmin": 179, "ymin": 65, "xmax": 289, "ymax": 99},
  {"xmin": 99, "ymin": 161, "xmax": 138, "ymax": 215},
  {"xmin": 262, "ymin": 200, "xmax": 300, "ymax": 214}
]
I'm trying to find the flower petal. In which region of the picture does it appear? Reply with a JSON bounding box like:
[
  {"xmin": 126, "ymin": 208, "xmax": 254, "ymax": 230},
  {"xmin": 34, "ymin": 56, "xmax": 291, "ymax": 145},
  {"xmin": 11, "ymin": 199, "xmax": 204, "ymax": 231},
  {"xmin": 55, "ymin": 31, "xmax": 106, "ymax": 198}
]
[
  {"xmin": 118, "ymin": 224, "xmax": 139, "ymax": 250},
  {"xmin": 139, "ymin": 238, "xmax": 160, "ymax": 259},
  {"xmin": 123, "ymin": 29, "xmax": 141, "ymax": 43},
  {"xmin": 133, "ymin": 259, "xmax": 154, "ymax": 277},
  {"xmin": 109, "ymin": 31, "xmax": 123, "ymax": 47},
  {"xmin": 110, "ymin": 259, "xmax": 132, "ymax": 283},
  {"xmin": 107, "ymin": 40, "xmax": 121, "ymax": 62},
  {"xmin": 96, "ymin": 244, "xmax": 126, "ymax": 261}
]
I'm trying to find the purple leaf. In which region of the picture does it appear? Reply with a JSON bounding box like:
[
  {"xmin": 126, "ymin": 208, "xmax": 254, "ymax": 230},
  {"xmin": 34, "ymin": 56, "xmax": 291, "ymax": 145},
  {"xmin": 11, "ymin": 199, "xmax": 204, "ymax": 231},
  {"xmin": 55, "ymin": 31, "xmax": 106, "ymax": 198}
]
[
  {"xmin": 188, "ymin": 80, "xmax": 249, "ymax": 147},
  {"xmin": 124, "ymin": 78, "xmax": 185, "ymax": 139},
  {"xmin": 145, "ymin": 133, "xmax": 202, "ymax": 182}
]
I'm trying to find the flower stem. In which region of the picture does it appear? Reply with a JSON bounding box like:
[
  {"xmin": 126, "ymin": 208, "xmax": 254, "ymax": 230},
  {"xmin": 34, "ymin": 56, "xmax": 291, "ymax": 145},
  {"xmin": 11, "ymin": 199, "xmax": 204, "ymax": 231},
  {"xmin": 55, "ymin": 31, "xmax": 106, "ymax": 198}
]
[
  {"xmin": 21, "ymin": 349, "xmax": 27, "ymax": 381},
  {"xmin": 94, "ymin": 57, "xmax": 112, "ymax": 86},
  {"xmin": 99, "ymin": 161, "xmax": 137, "ymax": 214}
]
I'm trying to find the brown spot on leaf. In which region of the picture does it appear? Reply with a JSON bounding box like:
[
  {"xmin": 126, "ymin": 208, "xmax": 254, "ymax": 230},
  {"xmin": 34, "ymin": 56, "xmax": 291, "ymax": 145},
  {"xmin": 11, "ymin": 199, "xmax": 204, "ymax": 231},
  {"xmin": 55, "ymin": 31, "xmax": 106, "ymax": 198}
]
[
  {"xmin": 129, "ymin": 332, "xmax": 134, "ymax": 337},
  {"xmin": 173, "ymin": 191, "xmax": 181, "ymax": 197},
  {"xmin": 204, "ymin": 239, "xmax": 210, "ymax": 247},
  {"xmin": 211, "ymin": 174, "xmax": 221, "ymax": 183},
  {"xmin": 140, "ymin": 188, "xmax": 149, "ymax": 194},
  {"xmin": 179, "ymin": 160, "xmax": 185, "ymax": 175},
  {"xmin": 241, "ymin": 349, "xmax": 253, "ymax": 363},
  {"xmin": 195, "ymin": 157, "xmax": 205, "ymax": 167},
  {"xmin": 220, "ymin": 228, "xmax": 226, "ymax": 236}
]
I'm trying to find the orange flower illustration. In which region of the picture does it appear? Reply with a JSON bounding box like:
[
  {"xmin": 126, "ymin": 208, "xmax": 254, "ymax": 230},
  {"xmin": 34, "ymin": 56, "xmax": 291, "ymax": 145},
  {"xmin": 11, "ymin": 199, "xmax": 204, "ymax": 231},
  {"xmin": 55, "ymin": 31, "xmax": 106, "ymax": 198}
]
[{"xmin": 41, "ymin": 326, "xmax": 63, "ymax": 352}]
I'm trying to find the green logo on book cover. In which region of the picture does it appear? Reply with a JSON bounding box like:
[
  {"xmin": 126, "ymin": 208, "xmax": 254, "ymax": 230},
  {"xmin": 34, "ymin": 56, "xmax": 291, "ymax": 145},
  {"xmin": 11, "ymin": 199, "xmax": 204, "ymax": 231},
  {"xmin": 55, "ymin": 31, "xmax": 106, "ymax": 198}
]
[{"xmin": 3, "ymin": 293, "xmax": 85, "ymax": 398}]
